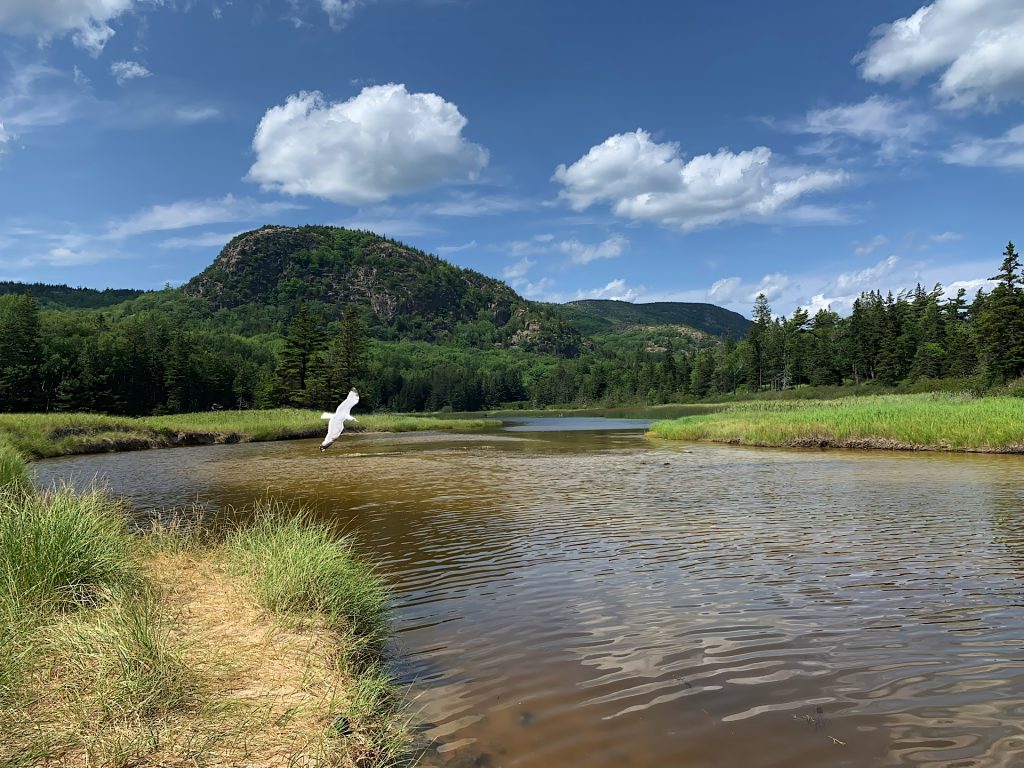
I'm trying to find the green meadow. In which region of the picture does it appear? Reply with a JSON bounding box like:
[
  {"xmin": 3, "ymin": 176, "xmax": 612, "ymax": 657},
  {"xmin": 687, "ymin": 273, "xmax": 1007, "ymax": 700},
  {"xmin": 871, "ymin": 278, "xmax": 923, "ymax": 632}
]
[
  {"xmin": 647, "ymin": 393, "xmax": 1024, "ymax": 452},
  {"xmin": 0, "ymin": 408, "xmax": 491, "ymax": 459}
]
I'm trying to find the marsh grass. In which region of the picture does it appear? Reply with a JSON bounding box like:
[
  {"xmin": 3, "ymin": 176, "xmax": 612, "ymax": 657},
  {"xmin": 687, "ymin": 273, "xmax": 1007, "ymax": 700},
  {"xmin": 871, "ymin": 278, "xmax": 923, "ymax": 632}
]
[
  {"xmin": 0, "ymin": 433, "xmax": 410, "ymax": 768},
  {"xmin": 0, "ymin": 486, "xmax": 139, "ymax": 612},
  {"xmin": 137, "ymin": 503, "xmax": 219, "ymax": 555},
  {"xmin": 51, "ymin": 586, "xmax": 199, "ymax": 719},
  {"xmin": 648, "ymin": 392, "xmax": 1024, "ymax": 452},
  {"xmin": 0, "ymin": 436, "xmax": 29, "ymax": 489},
  {"xmin": 0, "ymin": 485, "xmax": 412, "ymax": 767},
  {"xmin": 0, "ymin": 487, "xmax": 202, "ymax": 767},
  {"xmin": 226, "ymin": 501, "xmax": 391, "ymax": 667},
  {"xmin": 3, "ymin": 591, "xmax": 205, "ymax": 767},
  {"xmin": 0, "ymin": 408, "xmax": 491, "ymax": 459},
  {"xmin": 223, "ymin": 501, "xmax": 414, "ymax": 765}
]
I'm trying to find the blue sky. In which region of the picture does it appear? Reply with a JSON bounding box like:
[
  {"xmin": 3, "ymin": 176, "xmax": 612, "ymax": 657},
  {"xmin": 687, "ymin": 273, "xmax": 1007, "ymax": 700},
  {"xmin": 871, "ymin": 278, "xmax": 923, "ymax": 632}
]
[{"xmin": 1, "ymin": 0, "xmax": 1023, "ymax": 317}]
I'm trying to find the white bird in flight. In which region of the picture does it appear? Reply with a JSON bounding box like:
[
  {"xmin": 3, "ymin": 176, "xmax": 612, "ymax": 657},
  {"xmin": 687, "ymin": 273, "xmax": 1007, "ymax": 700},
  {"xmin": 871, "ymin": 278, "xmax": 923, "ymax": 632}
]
[{"xmin": 320, "ymin": 388, "xmax": 359, "ymax": 452}]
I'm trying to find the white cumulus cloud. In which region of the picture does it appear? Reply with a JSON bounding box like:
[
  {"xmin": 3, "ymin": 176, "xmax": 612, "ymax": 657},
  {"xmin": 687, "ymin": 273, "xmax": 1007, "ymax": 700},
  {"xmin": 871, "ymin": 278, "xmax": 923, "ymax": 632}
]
[
  {"xmin": 752, "ymin": 273, "xmax": 792, "ymax": 301},
  {"xmin": 110, "ymin": 60, "xmax": 151, "ymax": 86},
  {"xmin": 0, "ymin": 0, "xmax": 137, "ymax": 55},
  {"xmin": 858, "ymin": 0, "xmax": 1024, "ymax": 108},
  {"xmin": 553, "ymin": 129, "xmax": 846, "ymax": 231},
  {"xmin": 577, "ymin": 279, "xmax": 641, "ymax": 302},
  {"xmin": 708, "ymin": 276, "xmax": 743, "ymax": 303},
  {"xmin": 248, "ymin": 84, "xmax": 489, "ymax": 205},
  {"xmin": 558, "ymin": 234, "xmax": 628, "ymax": 265}
]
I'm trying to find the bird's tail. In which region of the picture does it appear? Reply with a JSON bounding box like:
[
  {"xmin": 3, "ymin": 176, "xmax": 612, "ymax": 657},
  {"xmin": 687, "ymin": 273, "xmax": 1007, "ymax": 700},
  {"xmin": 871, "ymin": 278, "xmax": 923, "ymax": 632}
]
[{"xmin": 321, "ymin": 412, "xmax": 333, "ymax": 419}]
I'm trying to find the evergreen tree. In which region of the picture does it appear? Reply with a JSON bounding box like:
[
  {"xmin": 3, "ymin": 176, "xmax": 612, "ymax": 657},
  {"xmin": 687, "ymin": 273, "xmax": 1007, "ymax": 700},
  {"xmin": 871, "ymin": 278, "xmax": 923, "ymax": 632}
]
[
  {"xmin": 659, "ymin": 339, "xmax": 679, "ymax": 398},
  {"xmin": 746, "ymin": 294, "xmax": 772, "ymax": 389},
  {"xmin": 975, "ymin": 242, "xmax": 1024, "ymax": 381},
  {"xmin": 318, "ymin": 305, "xmax": 370, "ymax": 403},
  {"xmin": 690, "ymin": 348, "xmax": 716, "ymax": 397},
  {"xmin": 0, "ymin": 294, "xmax": 44, "ymax": 411},
  {"xmin": 809, "ymin": 309, "xmax": 843, "ymax": 386},
  {"xmin": 276, "ymin": 304, "xmax": 326, "ymax": 405}
]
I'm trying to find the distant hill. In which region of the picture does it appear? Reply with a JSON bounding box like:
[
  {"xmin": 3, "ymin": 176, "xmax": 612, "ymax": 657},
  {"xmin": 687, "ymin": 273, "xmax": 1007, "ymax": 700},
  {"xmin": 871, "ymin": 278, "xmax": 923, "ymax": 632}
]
[
  {"xmin": 1, "ymin": 228, "xmax": 748, "ymax": 360},
  {"xmin": 0, "ymin": 281, "xmax": 145, "ymax": 310},
  {"xmin": 180, "ymin": 225, "xmax": 582, "ymax": 354},
  {"xmin": 552, "ymin": 299, "xmax": 750, "ymax": 338}
]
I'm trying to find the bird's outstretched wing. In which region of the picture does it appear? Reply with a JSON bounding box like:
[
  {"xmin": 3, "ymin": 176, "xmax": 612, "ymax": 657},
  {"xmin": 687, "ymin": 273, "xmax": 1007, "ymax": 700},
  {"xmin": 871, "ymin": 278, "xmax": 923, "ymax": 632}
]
[
  {"xmin": 335, "ymin": 389, "xmax": 359, "ymax": 419},
  {"xmin": 324, "ymin": 416, "xmax": 346, "ymax": 443}
]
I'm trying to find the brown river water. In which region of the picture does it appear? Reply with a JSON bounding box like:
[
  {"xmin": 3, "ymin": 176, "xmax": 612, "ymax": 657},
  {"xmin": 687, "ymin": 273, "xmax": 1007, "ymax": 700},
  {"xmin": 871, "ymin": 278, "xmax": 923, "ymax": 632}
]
[{"xmin": 34, "ymin": 418, "xmax": 1024, "ymax": 768}]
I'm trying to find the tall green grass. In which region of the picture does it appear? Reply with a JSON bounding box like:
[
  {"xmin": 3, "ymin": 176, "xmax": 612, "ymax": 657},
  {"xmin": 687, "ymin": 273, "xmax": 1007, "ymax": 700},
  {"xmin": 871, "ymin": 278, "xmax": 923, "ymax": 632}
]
[
  {"xmin": 0, "ymin": 488, "xmax": 139, "ymax": 611},
  {"xmin": 648, "ymin": 392, "xmax": 1024, "ymax": 451},
  {"xmin": 0, "ymin": 409, "xmax": 492, "ymax": 459},
  {"xmin": 0, "ymin": 577, "xmax": 30, "ymax": 706},
  {"xmin": 0, "ymin": 486, "xmax": 143, "ymax": 712},
  {"xmin": 226, "ymin": 502, "xmax": 390, "ymax": 666},
  {"xmin": 0, "ymin": 436, "xmax": 28, "ymax": 489}
]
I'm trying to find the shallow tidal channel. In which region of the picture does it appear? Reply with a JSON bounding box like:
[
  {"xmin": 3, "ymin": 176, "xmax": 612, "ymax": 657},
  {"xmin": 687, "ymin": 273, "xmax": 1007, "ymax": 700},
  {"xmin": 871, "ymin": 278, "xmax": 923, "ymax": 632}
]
[{"xmin": 35, "ymin": 417, "xmax": 1024, "ymax": 767}]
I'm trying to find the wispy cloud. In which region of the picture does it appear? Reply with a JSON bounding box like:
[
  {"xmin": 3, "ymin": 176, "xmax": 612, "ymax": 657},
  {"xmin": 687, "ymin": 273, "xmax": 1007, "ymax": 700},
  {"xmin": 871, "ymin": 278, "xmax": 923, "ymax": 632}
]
[
  {"xmin": 836, "ymin": 255, "xmax": 899, "ymax": 291},
  {"xmin": 110, "ymin": 60, "xmax": 152, "ymax": 86},
  {"xmin": 107, "ymin": 195, "xmax": 302, "ymax": 239},
  {"xmin": 793, "ymin": 97, "xmax": 934, "ymax": 158},
  {"xmin": 435, "ymin": 239, "xmax": 478, "ymax": 255},
  {"xmin": 557, "ymin": 234, "xmax": 628, "ymax": 265},
  {"xmin": 0, "ymin": 0, "xmax": 140, "ymax": 56},
  {"xmin": 158, "ymin": 231, "xmax": 242, "ymax": 249},
  {"xmin": 944, "ymin": 125, "xmax": 1024, "ymax": 170},
  {"xmin": 502, "ymin": 256, "xmax": 534, "ymax": 280},
  {"xmin": 854, "ymin": 234, "xmax": 888, "ymax": 255}
]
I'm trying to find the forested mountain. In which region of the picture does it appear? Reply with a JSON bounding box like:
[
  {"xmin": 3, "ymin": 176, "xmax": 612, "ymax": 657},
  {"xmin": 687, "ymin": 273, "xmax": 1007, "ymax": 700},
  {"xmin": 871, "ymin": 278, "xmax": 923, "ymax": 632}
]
[
  {"xmin": 0, "ymin": 282, "xmax": 145, "ymax": 310},
  {"xmin": 552, "ymin": 299, "xmax": 750, "ymax": 338},
  {"xmin": 2, "ymin": 230, "xmax": 1022, "ymax": 416},
  {"xmin": 183, "ymin": 226, "xmax": 526, "ymax": 340}
]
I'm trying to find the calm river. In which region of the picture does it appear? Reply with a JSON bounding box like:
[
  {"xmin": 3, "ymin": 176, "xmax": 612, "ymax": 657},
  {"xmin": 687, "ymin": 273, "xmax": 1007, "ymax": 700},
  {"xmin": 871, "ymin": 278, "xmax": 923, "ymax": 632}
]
[{"xmin": 34, "ymin": 418, "xmax": 1024, "ymax": 768}]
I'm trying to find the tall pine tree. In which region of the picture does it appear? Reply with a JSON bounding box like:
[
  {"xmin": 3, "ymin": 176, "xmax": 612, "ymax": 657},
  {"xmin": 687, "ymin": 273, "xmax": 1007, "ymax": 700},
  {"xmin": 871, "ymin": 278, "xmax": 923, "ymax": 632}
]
[
  {"xmin": 975, "ymin": 242, "xmax": 1024, "ymax": 382},
  {"xmin": 0, "ymin": 294, "xmax": 44, "ymax": 412},
  {"xmin": 275, "ymin": 304, "xmax": 326, "ymax": 405}
]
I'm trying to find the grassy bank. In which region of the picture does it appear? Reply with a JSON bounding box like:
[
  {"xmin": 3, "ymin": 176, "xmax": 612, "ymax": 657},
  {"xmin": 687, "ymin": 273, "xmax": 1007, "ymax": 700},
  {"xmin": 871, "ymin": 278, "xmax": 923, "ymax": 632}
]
[
  {"xmin": 647, "ymin": 393, "xmax": 1024, "ymax": 453},
  {"xmin": 0, "ymin": 461, "xmax": 411, "ymax": 767},
  {"xmin": 0, "ymin": 408, "xmax": 491, "ymax": 460}
]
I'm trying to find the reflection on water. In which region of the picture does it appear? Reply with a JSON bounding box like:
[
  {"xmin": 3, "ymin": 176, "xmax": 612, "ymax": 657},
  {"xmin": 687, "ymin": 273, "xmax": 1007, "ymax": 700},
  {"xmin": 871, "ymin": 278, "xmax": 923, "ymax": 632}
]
[{"xmin": 34, "ymin": 420, "xmax": 1024, "ymax": 768}]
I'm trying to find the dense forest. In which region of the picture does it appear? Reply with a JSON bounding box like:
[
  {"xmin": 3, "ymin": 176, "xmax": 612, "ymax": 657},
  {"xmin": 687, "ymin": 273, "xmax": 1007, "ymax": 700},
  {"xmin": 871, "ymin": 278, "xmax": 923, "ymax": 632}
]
[{"xmin": 1, "ymin": 230, "xmax": 1022, "ymax": 415}]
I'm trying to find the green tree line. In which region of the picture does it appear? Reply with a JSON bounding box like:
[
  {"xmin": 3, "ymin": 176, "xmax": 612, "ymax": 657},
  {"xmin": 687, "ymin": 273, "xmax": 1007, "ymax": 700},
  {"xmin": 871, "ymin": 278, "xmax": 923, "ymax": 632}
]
[{"xmin": 2, "ymin": 242, "xmax": 1022, "ymax": 415}]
